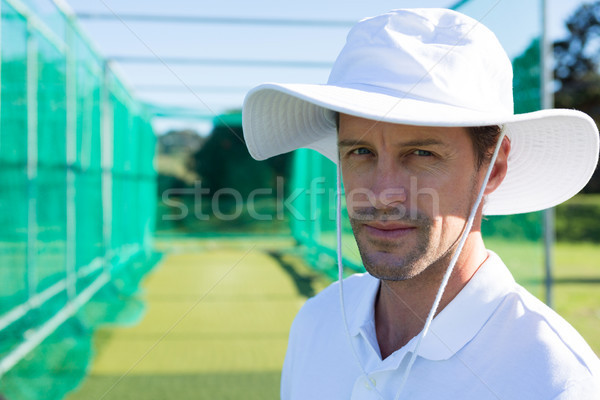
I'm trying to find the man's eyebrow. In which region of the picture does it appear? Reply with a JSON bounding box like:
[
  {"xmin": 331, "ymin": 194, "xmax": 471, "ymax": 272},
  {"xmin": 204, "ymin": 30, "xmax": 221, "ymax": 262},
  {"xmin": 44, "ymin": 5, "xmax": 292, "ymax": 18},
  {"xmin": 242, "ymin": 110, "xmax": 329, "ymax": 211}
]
[
  {"xmin": 396, "ymin": 138, "xmax": 445, "ymax": 147},
  {"xmin": 337, "ymin": 138, "xmax": 446, "ymax": 148},
  {"xmin": 338, "ymin": 139, "xmax": 370, "ymax": 148}
]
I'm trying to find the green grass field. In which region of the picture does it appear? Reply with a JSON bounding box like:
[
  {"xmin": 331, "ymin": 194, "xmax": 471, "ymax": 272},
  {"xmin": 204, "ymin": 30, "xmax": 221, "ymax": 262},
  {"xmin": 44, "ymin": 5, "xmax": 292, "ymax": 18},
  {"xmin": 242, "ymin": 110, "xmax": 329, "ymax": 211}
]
[
  {"xmin": 552, "ymin": 242, "xmax": 600, "ymax": 353},
  {"xmin": 63, "ymin": 234, "xmax": 598, "ymax": 400},
  {"xmin": 66, "ymin": 237, "xmax": 330, "ymax": 400}
]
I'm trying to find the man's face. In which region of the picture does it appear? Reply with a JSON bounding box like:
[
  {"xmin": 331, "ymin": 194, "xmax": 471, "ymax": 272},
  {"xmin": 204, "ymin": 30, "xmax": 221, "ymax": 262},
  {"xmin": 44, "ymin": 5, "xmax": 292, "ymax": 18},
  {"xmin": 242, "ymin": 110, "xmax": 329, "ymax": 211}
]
[{"xmin": 338, "ymin": 114, "xmax": 483, "ymax": 281}]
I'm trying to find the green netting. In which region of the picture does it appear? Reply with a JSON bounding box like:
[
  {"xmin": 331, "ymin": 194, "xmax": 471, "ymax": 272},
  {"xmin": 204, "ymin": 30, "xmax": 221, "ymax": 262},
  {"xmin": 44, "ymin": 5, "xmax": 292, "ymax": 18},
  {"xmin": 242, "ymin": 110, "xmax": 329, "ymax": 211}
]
[
  {"xmin": 289, "ymin": 0, "xmax": 547, "ymax": 294},
  {"xmin": 0, "ymin": 168, "xmax": 29, "ymax": 313},
  {"xmin": 74, "ymin": 173, "xmax": 103, "ymax": 270},
  {"xmin": 21, "ymin": 0, "xmax": 67, "ymax": 41},
  {"xmin": 74, "ymin": 35, "xmax": 102, "ymax": 172},
  {"xmin": 0, "ymin": 0, "xmax": 158, "ymax": 398},
  {"xmin": 36, "ymin": 32, "xmax": 67, "ymax": 167},
  {"xmin": 0, "ymin": 2, "xmax": 29, "ymax": 315},
  {"xmin": 0, "ymin": 6, "xmax": 27, "ymax": 166}
]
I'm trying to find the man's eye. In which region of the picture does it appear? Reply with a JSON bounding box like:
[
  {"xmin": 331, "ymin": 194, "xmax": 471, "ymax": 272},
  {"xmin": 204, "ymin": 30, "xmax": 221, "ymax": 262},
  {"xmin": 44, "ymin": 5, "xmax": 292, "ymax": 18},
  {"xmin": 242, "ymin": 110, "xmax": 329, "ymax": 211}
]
[
  {"xmin": 352, "ymin": 147, "xmax": 372, "ymax": 155},
  {"xmin": 413, "ymin": 149, "xmax": 433, "ymax": 156}
]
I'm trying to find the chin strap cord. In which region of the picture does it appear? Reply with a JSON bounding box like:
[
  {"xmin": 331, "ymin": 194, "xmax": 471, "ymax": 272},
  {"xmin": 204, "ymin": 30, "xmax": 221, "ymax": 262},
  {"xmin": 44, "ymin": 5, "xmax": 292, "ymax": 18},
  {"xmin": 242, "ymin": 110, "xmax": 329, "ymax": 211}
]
[{"xmin": 393, "ymin": 130, "xmax": 506, "ymax": 399}]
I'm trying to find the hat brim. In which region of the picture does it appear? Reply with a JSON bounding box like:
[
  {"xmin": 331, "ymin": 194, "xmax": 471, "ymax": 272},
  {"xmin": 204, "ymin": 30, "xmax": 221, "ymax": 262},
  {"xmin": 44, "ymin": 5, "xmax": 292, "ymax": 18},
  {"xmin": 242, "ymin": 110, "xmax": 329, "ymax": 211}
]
[{"xmin": 242, "ymin": 83, "xmax": 599, "ymax": 216}]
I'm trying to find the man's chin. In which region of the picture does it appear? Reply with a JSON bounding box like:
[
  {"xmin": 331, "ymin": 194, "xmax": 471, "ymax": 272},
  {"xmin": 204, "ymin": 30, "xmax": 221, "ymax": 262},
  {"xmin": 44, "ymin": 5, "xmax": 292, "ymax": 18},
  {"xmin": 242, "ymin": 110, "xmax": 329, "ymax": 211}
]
[
  {"xmin": 360, "ymin": 253, "xmax": 424, "ymax": 281},
  {"xmin": 366, "ymin": 270, "xmax": 416, "ymax": 282}
]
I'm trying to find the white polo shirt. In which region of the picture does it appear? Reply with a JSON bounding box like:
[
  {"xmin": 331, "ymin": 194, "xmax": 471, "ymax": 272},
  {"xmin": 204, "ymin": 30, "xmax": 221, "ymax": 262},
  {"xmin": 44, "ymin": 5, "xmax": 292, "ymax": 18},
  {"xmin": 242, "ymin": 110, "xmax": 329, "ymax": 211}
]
[{"xmin": 281, "ymin": 251, "xmax": 600, "ymax": 399}]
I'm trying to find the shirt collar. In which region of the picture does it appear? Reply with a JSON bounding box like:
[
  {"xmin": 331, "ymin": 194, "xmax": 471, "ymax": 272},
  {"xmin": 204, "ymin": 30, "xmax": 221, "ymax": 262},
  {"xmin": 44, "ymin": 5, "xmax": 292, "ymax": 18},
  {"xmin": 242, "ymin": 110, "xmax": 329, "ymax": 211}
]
[
  {"xmin": 347, "ymin": 250, "xmax": 516, "ymax": 361},
  {"xmin": 346, "ymin": 273, "xmax": 380, "ymax": 337},
  {"xmin": 416, "ymin": 250, "xmax": 515, "ymax": 360}
]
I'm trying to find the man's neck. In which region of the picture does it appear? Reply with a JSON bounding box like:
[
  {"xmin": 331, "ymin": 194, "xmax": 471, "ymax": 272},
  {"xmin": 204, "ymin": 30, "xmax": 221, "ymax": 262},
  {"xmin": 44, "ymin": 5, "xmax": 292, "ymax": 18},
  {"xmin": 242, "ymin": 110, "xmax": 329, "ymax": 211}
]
[{"xmin": 374, "ymin": 232, "xmax": 488, "ymax": 359}]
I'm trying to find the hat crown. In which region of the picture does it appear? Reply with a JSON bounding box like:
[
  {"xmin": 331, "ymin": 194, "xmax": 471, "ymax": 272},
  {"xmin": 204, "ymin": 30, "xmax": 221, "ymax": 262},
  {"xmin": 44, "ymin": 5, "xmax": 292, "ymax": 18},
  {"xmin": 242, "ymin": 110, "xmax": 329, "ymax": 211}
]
[{"xmin": 328, "ymin": 8, "xmax": 514, "ymax": 115}]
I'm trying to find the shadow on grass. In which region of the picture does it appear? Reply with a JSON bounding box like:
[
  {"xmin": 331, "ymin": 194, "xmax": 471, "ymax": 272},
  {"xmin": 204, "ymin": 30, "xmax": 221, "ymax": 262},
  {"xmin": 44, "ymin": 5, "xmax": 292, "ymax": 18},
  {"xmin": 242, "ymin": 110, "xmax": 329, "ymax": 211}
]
[
  {"xmin": 553, "ymin": 277, "xmax": 600, "ymax": 284},
  {"xmin": 266, "ymin": 250, "xmax": 320, "ymax": 298}
]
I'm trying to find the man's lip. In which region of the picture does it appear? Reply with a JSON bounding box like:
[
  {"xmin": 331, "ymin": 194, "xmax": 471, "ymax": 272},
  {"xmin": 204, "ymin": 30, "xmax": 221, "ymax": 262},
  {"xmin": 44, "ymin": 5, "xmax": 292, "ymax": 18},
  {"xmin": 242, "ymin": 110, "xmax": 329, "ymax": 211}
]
[
  {"xmin": 363, "ymin": 223, "xmax": 416, "ymax": 240},
  {"xmin": 364, "ymin": 221, "xmax": 417, "ymax": 230}
]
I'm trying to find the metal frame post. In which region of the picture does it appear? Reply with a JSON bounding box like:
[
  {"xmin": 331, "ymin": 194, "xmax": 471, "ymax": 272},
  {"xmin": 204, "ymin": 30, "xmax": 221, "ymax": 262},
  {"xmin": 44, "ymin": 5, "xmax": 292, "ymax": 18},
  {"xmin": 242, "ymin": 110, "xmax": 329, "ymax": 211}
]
[
  {"xmin": 541, "ymin": 0, "xmax": 555, "ymax": 308},
  {"xmin": 101, "ymin": 61, "xmax": 114, "ymax": 275},
  {"xmin": 26, "ymin": 21, "xmax": 38, "ymax": 307},
  {"xmin": 65, "ymin": 17, "xmax": 77, "ymax": 301}
]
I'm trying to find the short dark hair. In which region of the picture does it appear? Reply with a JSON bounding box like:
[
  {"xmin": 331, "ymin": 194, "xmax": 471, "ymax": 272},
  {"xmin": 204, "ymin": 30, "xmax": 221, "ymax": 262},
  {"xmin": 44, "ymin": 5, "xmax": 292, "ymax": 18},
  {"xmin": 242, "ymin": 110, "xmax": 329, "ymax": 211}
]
[
  {"xmin": 467, "ymin": 125, "xmax": 503, "ymax": 169},
  {"xmin": 335, "ymin": 112, "xmax": 502, "ymax": 170}
]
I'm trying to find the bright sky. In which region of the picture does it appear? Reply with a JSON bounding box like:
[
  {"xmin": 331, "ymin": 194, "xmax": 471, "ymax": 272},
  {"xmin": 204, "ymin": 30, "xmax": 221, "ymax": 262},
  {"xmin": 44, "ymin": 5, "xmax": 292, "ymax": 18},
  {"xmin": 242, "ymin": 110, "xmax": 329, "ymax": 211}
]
[{"xmin": 63, "ymin": 0, "xmax": 592, "ymax": 134}]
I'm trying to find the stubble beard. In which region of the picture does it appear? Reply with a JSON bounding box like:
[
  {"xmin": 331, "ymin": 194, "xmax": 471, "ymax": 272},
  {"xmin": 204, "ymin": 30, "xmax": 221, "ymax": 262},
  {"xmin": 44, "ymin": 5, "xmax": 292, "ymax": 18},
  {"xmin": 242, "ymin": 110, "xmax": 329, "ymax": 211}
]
[
  {"xmin": 350, "ymin": 173, "xmax": 483, "ymax": 282},
  {"xmin": 349, "ymin": 209, "xmax": 435, "ymax": 281}
]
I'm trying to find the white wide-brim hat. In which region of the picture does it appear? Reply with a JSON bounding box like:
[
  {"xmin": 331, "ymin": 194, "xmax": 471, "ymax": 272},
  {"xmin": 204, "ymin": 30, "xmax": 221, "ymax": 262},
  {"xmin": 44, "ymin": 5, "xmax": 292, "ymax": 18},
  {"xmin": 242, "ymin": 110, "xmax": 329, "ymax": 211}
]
[{"xmin": 242, "ymin": 8, "xmax": 599, "ymax": 215}]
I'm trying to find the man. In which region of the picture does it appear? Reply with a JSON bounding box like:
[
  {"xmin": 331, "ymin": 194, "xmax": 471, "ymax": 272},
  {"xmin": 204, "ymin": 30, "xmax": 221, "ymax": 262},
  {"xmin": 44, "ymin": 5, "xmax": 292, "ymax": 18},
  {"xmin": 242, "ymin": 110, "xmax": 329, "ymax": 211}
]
[{"xmin": 242, "ymin": 8, "xmax": 600, "ymax": 399}]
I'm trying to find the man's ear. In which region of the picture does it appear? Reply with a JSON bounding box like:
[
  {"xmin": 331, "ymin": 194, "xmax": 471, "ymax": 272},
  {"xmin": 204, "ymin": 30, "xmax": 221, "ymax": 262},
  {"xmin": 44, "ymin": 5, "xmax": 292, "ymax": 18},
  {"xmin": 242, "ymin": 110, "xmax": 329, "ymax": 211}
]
[{"xmin": 484, "ymin": 136, "xmax": 511, "ymax": 195}]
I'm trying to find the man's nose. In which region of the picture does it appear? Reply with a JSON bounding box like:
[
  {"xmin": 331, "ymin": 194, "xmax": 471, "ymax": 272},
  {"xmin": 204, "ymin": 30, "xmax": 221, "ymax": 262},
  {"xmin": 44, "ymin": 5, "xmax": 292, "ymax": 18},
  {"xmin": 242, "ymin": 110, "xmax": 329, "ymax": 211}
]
[
  {"xmin": 371, "ymin": 166, "xmax": 408, "ymax": 208},
  {"xmin": 371, "ymin": 186, "xmax": 407, "ymax": 208}
]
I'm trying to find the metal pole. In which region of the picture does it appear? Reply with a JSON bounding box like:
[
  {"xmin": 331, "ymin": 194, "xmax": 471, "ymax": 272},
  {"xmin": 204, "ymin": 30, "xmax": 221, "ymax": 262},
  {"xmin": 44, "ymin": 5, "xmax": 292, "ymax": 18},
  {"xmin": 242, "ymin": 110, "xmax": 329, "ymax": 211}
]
[
  {"xmin": 26, "ymin": 21, "xmax": 39, "ymax": 307},
  {"xmin": 101, "ymin": 61, "xmax": 114, "ymax": 275},
  {"xmin": 0, "ymin": 1, "xmax": 2, "ymax": 149},
  {"xmin": 65, "ymin": 18, "xmax": 77, "ymax": 301},
  {"xmin": 541, "ymin": 0, "xmax": 555, "ymax": 308},
  {"xmin": 74, "ymin": 12, "xmax": 355, "ymax": 28}
]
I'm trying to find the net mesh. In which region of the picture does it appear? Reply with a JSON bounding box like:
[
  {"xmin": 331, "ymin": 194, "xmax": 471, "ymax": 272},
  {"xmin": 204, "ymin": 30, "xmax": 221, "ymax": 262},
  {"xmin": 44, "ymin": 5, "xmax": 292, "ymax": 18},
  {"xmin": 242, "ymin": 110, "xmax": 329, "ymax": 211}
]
[{"xmin": 0, "ymin": 0, "xmax": 158, "ymax": 397}]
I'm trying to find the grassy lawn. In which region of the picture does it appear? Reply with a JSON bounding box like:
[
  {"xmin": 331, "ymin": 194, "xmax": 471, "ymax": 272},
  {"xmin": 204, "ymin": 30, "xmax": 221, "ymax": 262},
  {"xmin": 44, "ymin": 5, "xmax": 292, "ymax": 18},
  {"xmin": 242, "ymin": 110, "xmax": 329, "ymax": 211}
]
[
  {"xmin": 39, "ymin": 235, "xmax": 597, "ymax": 400},
  {"xmin": 66, "ymin": 237, "xmax": 330, "ymax": 400},
  {"xmin": 553, "ymin": 242, "xmax": 600, "ymax": 355}
]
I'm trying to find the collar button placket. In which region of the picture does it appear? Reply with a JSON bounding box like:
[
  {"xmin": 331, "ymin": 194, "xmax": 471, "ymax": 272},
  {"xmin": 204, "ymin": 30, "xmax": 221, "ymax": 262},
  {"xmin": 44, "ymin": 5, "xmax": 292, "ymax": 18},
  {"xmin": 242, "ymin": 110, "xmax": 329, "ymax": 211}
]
[{"xmin": 351, "ymin": 375, "xmax": 380, "ymax": 400}]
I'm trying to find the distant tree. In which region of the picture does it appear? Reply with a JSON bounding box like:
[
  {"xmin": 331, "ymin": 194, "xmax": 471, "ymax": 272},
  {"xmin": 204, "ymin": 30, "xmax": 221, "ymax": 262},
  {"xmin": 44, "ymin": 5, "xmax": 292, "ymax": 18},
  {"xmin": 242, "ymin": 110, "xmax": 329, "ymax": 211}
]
[
  {"xmin": 553, "ymin": 1, "xmax": 600, "ymax": 192},
  {"xmin": 155, "ymin": 129, "xmax": 204, "ymax": 196},
  {"xmin": 190, "ymin": 117, "xmax": 291, "ymax": 200},
  {"xmin": 157, "ymin": 129, "xmax": 205, "ymax": 155}
]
